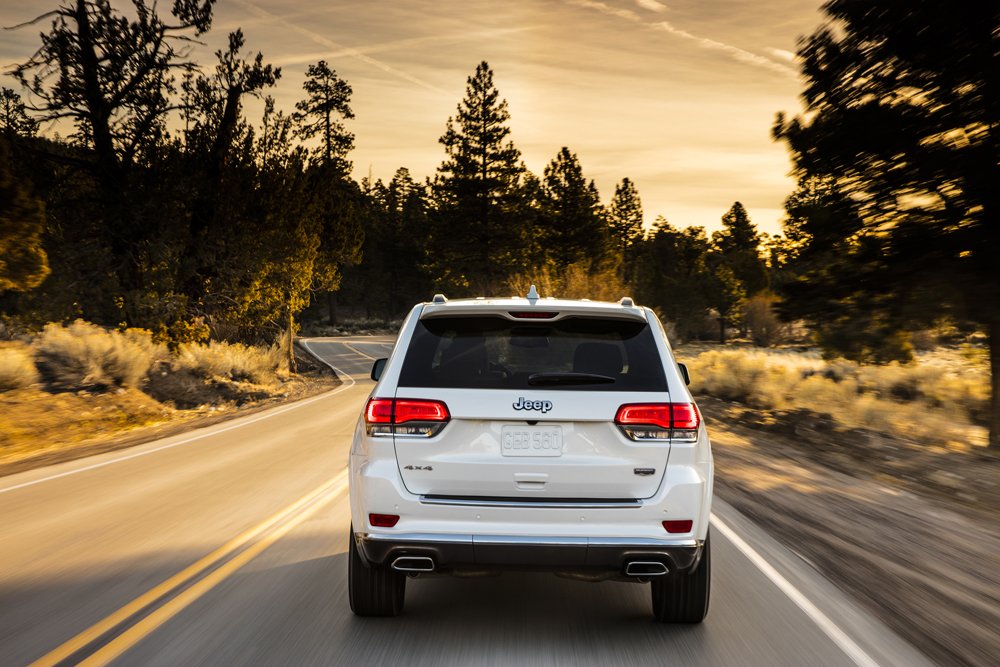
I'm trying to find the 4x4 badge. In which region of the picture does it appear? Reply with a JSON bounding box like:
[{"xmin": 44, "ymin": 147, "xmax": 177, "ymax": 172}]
[{"xmin": 512, "ymin": 397, "xmax": 553, "ymax": 413}]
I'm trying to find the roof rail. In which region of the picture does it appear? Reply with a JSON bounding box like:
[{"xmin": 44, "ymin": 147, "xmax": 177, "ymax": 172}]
[
  {"xmin": 619, "ymin": 296, "xmax": 635, "ymax": 307},
  {"xmin": 432, "ymin": 293, "xmax": 447, "ymax": 304}
]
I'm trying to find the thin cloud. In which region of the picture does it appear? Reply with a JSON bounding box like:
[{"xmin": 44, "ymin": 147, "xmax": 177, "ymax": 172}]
[
  {"xmin": 765, "ymin": 47, "xmax": 796, "ymax": 62},
  {"xmin": 232, "ymin": 0, "xmax": 451, "ymax": 96},
  {"xmin": 297, "ymin": 28, "xmax": 532, "ymax": 63},
  {"xmin": 653, "ymin": 21, "xmax": 797, "ymax": 76},
  {"xmin": 635, "ymin": 0, "xmax": 668, "ymax": 12},
  {"xmin": 566, "ymin": 0, "xmax": 642, "ymax": 23},
  {"xmin": 568, "ymin": 0, "xmax": 795, "ymax": 77},
  {"xmin": 267, "ymin": 28, "xmax": 532, "ymax": 68}
]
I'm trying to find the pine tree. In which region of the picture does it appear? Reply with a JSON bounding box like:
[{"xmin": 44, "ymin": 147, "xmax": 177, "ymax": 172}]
[
  {"xmin": 607, "ymin": 178, "xmax": 644, "ymax": 255},
  {"xmin": 779, "ymin": 177, "xmax": 911, "ymax": 362},
  {"xmin": 293, "ymin": 60, "xmax": 362, "ymax": 321},
  {"xmin": 712, "ymin": 202, "xmax": 767, "ymax": 296},
  {"xmin": 430, "ymin": 61, "xmax": 527, "ymax": 294},
  {"xmin": 12, "ymin": 0, "xmax": 215, "ymax": 193},
  {"xmin": 10, "ymin": 0, "xmax": 216, "ymax": 315},
  {"xmin": 773, "ymin": 0, "xmax": 1000, "ymax": 445},
  {"xmin": 633, "ymin": 218, "xmax": 713, "ymax": 341},
  {"xmin": 0, "ymin": 88, "xmax": 38, "ymax": 142},
  {"xmin": 0, "ymin": 140, "xmax": 49, "ymax": 292},
  {"xmin": 295, "ymin": 60, "xmax": 354, "ymax": 172},
  {"xmin": 539, "ymin": 147, "xmax": 607, "ymax": 270},
  {"xmin": 182, "ymin": 29, "xmax": 281, "ymax": 308},
  {"xmin": 348, "ymin": 168, "xmax": 432, "ymax": 317}
]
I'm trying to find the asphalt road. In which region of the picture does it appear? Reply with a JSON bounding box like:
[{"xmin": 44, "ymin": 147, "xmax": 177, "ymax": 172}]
[{"xmin": 0, "ymin": 337, "xmax": 931, "ymax": 667}]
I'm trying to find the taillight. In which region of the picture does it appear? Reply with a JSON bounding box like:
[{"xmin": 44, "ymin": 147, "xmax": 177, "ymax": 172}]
[
  {"xmin": 614, "ymin": 403, "xmax": 701, "ymax": 442},
  {"xmin": 394, "ymin": 399, "xmax": 449, "ymax": 423},
  {"xmin": 364, "ymin": 398, "xmax": 450, "ymax": 437}
]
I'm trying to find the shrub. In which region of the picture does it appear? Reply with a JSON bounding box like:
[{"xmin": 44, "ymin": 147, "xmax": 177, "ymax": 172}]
[
  {"xmin": 0, "ymin": 343, "xmax": 39, "ymax": 391},
  {"xmin": 741, "ymin": 293, "xmax": 788, "ymax": 347},
  {"xmin": 684, "ymin": 347, "xmax": 989, "ymax": 446},
  {"xmin": 176, "ymin": 340, "xmax": 286, "ymax": 385},
  {"xmin": 33, "ymin": 321, "xmax": 165, "ymax": 390}
]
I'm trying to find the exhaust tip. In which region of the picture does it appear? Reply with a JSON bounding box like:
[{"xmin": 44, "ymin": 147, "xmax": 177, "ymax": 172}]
[
  {"xmin": 391, "ymin": 556, "xmax": 435, "ymax": 572},
  {"xmin": 625, "ymin": 561, "xmax": 669, "ymax": 576}
]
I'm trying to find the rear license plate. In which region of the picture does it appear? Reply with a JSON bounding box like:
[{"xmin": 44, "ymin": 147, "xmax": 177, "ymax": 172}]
[{"xmin": 501, "ymin": 425, "xmax": 563, "ymax": 457}]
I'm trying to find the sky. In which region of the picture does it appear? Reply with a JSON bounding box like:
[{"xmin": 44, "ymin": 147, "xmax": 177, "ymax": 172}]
[{"xmin": 0, "ymin": 0, "xmax": 827, "ymax": 234}]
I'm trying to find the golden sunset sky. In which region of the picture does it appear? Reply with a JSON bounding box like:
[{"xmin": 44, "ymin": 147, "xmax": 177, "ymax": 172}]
[{"xmin": 1, "ymin": 0, "xmax": 826, "ymax": 234}]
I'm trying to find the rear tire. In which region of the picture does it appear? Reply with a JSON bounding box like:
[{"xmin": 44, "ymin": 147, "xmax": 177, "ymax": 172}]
[
  {"xmin": 651, "ymin": 531, "xmax": 711, "ymax": 623},
  {"xmin": 348, "ymin": 525, "xmax": 405, "ymax": 616}
]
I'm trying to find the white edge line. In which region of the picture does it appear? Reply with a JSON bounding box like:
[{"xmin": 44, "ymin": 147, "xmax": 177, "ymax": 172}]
[
  {"xmin": 711, "ymin": 513, "xmax": 880, "ymax": 667},
  {"xmin": 0, "ymin": 342, "xmax": 358, "ymax": 496}
]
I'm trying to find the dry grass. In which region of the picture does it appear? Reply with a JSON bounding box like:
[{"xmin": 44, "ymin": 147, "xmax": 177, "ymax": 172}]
[
  {"xmin": 0, "ymin": 386, "xmax": 173, "ymax": 461},
  {"xmin": 33, "ymin": 321, "xmax": 166, "ymax": 390},
  {"xmin": 0, "ymin": 321, "xmax": 335, "ymax": 470},
  {"xmin": 0, "ymin": 343, "xmax": 39, "ymax": 391},
  {"xmin": 506, "ymin": 263, "xmax": 628, "ymax": 302},
  {"xmin": 176, "ymin": 340, "xmax": 287, "ymax": 386},
  {"xmin": 682, "ymin": 346, "xmax": 989, "ymax": 448}
]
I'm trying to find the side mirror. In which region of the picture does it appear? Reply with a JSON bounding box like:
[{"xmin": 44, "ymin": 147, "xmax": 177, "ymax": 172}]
[
  {"xmin": 371, "ymin": 358, "xmax": 388, "ymax": 382},
  {"xmin": 677, "ymin": 362, "xmax": 691, "ymax": 386}
]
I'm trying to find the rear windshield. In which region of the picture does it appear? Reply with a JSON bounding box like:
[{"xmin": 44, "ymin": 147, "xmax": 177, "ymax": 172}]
[{"xmin": 398, "ymin": 316, "xmax": 667, "ymax": 391}]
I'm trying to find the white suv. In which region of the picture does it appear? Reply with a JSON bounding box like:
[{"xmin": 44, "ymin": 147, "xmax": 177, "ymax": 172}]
[{"xmin": 348, "ymin": 289, "xmax": 713, "ymax": 622}]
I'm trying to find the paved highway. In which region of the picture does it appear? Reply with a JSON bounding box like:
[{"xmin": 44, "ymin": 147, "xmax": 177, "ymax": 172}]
[{"xmin": 0, "ymin": 337, "xmax": 930, "ymax": 666}]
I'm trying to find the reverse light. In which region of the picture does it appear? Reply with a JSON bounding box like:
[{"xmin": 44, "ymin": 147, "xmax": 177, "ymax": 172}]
[
  {"xmin": 662, "ymin": 520, "xmax": 693, "ymax": 533},
  {"xmin": 614, "ymin": 403, "xmax": 701, "ymax": 442},
  {"xmin": 369, "ymin": 513, "xmax": 400, "ymax": 528},
  {"xmin": 364, "ymin": 398, "xmax": 450, "ymax": 437}
]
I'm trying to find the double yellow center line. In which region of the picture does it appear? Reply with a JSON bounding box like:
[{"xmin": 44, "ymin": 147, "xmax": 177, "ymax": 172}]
[{"xmin": 31, "ymin": 470, "xmax": 350, "ymax": 667}]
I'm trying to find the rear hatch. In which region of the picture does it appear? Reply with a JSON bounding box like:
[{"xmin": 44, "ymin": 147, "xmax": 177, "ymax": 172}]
[{"xmin": 392, "ymin": 312, "xmax": 671, "ymax": 500}]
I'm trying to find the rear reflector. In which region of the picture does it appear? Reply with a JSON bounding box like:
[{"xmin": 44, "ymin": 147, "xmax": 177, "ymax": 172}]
[
  {"xmin": 662, "ymin": 520, "xmax": 693, "ymax": 533},
  {"xmin": 508, "ymin": 311, "xmax": 559, "ymax": 319},
  {"xmin": 370, "ymin": 513, "xmax": 400, "ymax": 528}
]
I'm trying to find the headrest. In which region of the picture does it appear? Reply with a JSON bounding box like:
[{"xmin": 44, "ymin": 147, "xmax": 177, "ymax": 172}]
[{"xmin": 572, "ymin": 342, "xmax": 622, "ymax": 377}]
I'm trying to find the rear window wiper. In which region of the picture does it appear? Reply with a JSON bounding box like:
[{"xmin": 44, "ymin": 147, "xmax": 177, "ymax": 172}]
[{"xmin": 527, "ymin": 372, "xmax": 615, "ymax": 386}]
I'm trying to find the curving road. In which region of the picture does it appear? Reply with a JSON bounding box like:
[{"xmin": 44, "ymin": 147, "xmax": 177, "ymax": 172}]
[{"xmin": 0, "ymin": 337, "xmax": 930, "ymax": 667}]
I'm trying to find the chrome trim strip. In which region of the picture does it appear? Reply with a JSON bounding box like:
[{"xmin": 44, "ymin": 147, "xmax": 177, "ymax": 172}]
[
  {"xmin": 360, "ymin": 532, "xmax": 700, "ymax": 548},
  {"xmin": 363, "ymin": 532, "xmax": 473, "ymax": 543},
  {"xmin": 473, "ymin": 535, "xmax": 588, "ymax": 546},
  {"xmin": 419, "ymin": 496, "xmax": 643, "ymax": 509},
  {"xmin": 588, "ymin": 537, "xmax": 701, "ymax": 547}
]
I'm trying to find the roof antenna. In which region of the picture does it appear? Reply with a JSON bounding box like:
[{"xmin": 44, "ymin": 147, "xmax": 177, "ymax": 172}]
[{"xmin": 526, "ymin": 284, "xmax": 539, "ymax": 302}]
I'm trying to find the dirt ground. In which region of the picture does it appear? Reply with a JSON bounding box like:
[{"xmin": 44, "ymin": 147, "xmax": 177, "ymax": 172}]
[{"xmin": 701, "ymin": 396, "xmax": 1000, "ymax": 666}]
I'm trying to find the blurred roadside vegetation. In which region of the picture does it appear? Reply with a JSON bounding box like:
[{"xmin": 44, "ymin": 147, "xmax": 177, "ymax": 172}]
[
  {"xmin": 0, "ymin": 320, "xmax": 329, "ymax": 466},
  {"xmin": 0, "ymin": 1, "xmax": 996, "ymax": 446},
  {"xmin": 683, "ymin": 344, "xmax": 990, "ymax": 451}
]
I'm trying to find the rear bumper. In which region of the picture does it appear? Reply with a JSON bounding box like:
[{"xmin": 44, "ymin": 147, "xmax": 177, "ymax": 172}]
[{"xmin": 356, "ymin": 531, "xmax": 704, "ymax": 574}]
